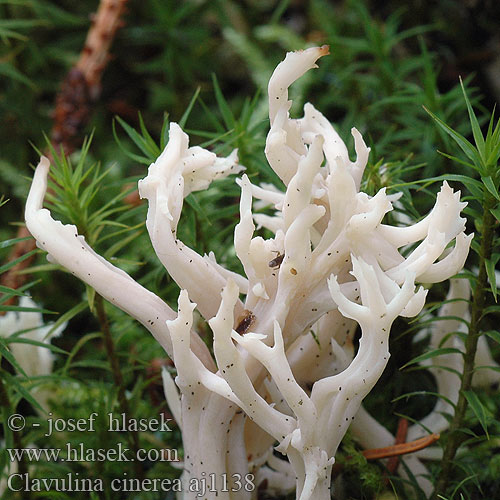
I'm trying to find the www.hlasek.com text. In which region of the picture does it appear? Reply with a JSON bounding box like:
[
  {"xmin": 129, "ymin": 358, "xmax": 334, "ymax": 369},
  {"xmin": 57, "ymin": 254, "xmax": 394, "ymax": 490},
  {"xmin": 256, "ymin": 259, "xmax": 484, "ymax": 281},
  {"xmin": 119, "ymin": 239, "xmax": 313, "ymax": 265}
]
[{"xmin": 8, "ymin": 442, "xmax": 178, "ymax": 463}]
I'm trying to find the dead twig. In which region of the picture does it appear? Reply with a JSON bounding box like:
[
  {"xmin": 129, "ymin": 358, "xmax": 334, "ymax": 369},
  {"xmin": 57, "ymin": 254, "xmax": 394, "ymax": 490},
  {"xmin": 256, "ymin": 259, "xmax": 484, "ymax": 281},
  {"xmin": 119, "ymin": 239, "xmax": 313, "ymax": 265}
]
[
  {"xmin": 362, "ymin": 433, "xmax": 440, "ymax": 461},
  {"xmin": 331, "ymin": 431, "xmax": 440, "ymax": 480},
  {"xmin": 386, "ymin": 417, "xmax": 409, "ymax": 476},
  {"xmin": 52, "ymin": 0, "xmax": 129, "ymax": 155}
]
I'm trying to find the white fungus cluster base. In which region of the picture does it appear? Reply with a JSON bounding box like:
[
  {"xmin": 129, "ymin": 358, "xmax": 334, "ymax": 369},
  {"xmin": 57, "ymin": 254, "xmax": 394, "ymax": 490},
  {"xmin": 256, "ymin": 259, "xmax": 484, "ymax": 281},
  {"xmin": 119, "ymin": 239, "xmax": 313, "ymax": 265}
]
[{"xmin": 26, "ymin": 46, "xmax": 473, "ymax": 499}]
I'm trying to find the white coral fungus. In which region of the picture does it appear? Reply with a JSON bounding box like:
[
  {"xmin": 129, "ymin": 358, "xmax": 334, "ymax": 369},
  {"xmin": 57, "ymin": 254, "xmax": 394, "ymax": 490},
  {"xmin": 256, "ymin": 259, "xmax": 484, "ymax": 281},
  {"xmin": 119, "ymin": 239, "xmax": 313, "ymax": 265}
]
[
  {"xmin": 0, "ymin": 296, "xmax": 65, "ymax": 411},
  {"xmin": 25, "ymin": 46, "xmax": 472, "ymax": 499}
]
